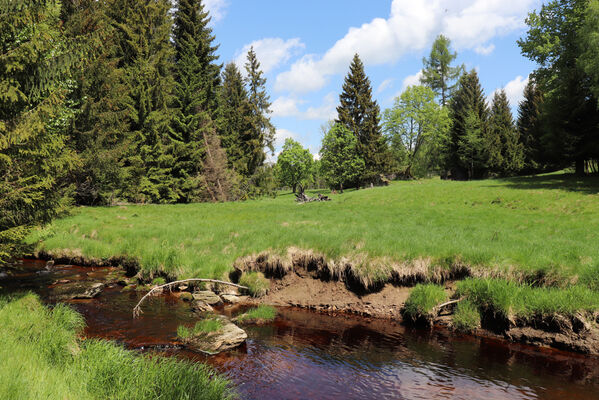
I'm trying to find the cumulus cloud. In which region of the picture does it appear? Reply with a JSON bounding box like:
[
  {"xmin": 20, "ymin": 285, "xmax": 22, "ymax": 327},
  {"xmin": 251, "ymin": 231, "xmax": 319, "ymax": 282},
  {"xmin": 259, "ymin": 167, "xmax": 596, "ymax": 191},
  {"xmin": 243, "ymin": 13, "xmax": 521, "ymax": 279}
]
[
  {"xmin": 402, "ymin": 70, "xmax": 424, "ymax": 90},
  {"xmin": 204, "ymin": 0, "xmax": 228, "ymax": 22},
  {"xmin": 489, "ymin": 75, "xmax": 529, "ymax": 108},
  {"xmin": 474, "ymin": 44, "xmax": 496, "ymax": 55},
  {"xmin": 271, "ymin": 93, "xmax": 337, "ymax": 121},
  {"xmin": 235, "ymin": 38, "xmax": 305, "ymax": 74},
  {"xmin": 376, "ymin": 78, "xmax": 394, "ymax": 94},
  {"xmin": 275, "ymin": 0, "xmax": 538, "ymax": 94}
]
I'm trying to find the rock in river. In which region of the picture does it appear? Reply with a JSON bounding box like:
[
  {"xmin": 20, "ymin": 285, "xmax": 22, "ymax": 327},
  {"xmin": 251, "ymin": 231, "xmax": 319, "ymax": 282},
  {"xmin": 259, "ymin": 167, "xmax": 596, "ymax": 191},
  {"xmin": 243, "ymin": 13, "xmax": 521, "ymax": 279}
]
[
  {"xmin": 49, "ymin": 281, "xmax": 105, "ymax": 301},
  {"xmin": 192, "ymin": 290, "xmax": 223, "ymax": 305},
  {"xmin": 181, "ymin": 315, "xmax": 247, "ymax": 354}
]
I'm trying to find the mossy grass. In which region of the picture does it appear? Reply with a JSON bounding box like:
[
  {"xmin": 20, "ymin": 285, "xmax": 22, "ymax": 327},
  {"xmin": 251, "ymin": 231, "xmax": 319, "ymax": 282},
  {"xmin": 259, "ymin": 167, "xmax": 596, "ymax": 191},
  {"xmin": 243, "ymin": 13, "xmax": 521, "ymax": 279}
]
[
  {"xmin": 402, "ymin": 283, "xmax": 447, "ymax": 321},
  {"xmin": 28, "ymin": 173, "xmax": 599, "ymax": 284},
  {"xmin": 452, "ymin": 299, "xmax": 481, "ymax": 332},
  {"xmin": 456, "ymin": 278, "xmax": 599, "ymax": 318},
  {"xmin": 239, "ymin": 272, "xmax": 269, "ymax": 297},
  {"xmin": 0, "ymin": 293, "xmax": 233, "ymax": 400},
  {"xmin": 237, "ymin": 305, "xmax": 277, "ymax": 322},
  {"xmin": 177, "ymin": 318, "xmax": 223, "ymax": 339}
]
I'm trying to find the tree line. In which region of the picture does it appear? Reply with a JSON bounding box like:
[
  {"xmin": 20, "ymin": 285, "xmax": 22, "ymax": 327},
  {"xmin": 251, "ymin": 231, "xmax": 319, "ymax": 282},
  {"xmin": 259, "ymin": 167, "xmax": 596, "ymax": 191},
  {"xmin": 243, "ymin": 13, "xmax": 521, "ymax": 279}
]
[{"xmin": 277, "ymin": 0, "xmax": 599, "ymax": 192}]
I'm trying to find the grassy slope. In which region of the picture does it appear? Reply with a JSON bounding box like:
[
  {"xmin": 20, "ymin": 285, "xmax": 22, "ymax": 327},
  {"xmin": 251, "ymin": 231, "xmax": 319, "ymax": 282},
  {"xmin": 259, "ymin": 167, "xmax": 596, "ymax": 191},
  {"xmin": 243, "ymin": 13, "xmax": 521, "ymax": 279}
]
[
  {"xmin": 0, "ymin": 293, "xmax": 233, "ymax": 400},
  {"xmin": 29, "ymin": 173, "xmax": 599, "ymax": 281}
]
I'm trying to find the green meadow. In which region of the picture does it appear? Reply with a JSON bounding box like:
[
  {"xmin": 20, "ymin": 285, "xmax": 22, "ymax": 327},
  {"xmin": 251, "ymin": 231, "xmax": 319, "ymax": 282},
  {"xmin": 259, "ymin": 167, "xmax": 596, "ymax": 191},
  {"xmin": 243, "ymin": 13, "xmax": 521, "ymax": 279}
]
[{"xmin": 29, "ymin": 172, "xmax": 599, "ymax": 283}]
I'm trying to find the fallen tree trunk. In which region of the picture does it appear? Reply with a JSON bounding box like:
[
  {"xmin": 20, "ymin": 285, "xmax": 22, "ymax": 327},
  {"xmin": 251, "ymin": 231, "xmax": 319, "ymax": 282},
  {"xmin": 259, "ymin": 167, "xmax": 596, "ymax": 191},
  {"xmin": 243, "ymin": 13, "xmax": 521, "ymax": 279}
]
[{"xmin": 133, "ymin": 279, "xmax": 248, "ymax": 318}]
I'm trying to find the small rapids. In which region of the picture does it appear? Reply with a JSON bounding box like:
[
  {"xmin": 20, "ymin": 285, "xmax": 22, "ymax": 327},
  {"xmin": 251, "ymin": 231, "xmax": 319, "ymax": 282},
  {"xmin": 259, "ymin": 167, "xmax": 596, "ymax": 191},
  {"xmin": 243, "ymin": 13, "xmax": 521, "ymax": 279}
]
[{"xmin": 2, "ymin": 259, "xmax": 599, "ymax": 400}]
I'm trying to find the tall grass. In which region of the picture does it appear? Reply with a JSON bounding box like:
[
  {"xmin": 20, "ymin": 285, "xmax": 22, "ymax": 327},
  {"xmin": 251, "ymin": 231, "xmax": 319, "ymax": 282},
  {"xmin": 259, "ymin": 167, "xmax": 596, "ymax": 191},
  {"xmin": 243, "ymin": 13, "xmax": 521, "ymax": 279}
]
[
  {"xmin": 177, "ymin": 318, "xmax": 223, "ymax": 339},
  {"xmin": 0, "ymin": 293, "xmax": 233, "ymax": 400},
  {"xmin": 402, "ymin": 284, "xmax": 447, "ymax": 321},
  {"xmin": 28, "ymin": 173, "xmax": 599, "ymax": 282},
  {"xmin": 237, "ymin": 305, "xmax": 277, "ymax": 322}
]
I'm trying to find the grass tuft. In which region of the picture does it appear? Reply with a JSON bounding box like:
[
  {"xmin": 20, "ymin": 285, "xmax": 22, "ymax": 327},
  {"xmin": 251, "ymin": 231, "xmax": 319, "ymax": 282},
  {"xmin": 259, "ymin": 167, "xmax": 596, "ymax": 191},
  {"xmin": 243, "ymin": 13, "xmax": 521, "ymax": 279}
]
[
  {"xmin": 177, "ymin": 318, "xmax": 223, "ymax": 339},
  {"xmin": 452, "ymin": 300, "xmax": 481, "ymax": 332},
  {"xmin": 402, "ymin": 284, "xmax": 447, "ymax": 322},
  {"xmin": 237, "ymin": 305, "xmax": 277, "ymax": 323},
  {"xmin": 239, "ymin": 272, "xmax": 270, "ymax": 297}
]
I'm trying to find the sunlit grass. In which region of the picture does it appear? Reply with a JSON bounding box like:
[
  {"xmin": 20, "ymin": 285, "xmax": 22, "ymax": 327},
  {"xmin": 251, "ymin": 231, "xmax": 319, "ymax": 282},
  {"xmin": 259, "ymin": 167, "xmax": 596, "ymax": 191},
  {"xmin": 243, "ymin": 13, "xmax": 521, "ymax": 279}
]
[
  {"xmin": 28, "ymin": 172, "xmax": 599, "ymax": 282},
  {"xmin": 0, "ymin": 293, "xmax": 233, "ymax": 400},
  {"xmin": 237, "ymin": 305, "xmax": 277, "ymax": 322},
  {"xmin": 402, "ymin": 284, "xmax": 447, "ymax": 321},
  {"xmin": 177, "ymin": 318, "xmax": 223, "ymax": 339}
]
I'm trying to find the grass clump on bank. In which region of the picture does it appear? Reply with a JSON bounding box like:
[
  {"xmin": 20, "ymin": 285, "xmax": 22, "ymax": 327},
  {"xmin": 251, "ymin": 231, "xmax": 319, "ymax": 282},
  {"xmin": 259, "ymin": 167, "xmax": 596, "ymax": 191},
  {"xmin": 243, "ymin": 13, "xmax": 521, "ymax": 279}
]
[
  {"xmin": 402, "ymin": 284, "xmax": 447, "ymax": 322},
  {"xmin": 177, "ymin": 318, "xmax": 223, "ymax": 339},
  {"xmin": 0, "ymin": 293, "xmax": 233, "ymax": 400},
  {"xmin": 28, "ymin": 173, "xmax": 599, "ymax": 285},
  {"xmin": 452, "ymin": 300, "xmax": 481, "ymax": 332},
  {"xmin": 456, "ymin": 278, "xmax": 599, "ymax": 318},
  {"xmin": 239, "ymin": 272, "xmax": 269, "ymax": 297},
  {"xmin": 237, "ymin": 305, "xmax": 276, "ymax": 323}
]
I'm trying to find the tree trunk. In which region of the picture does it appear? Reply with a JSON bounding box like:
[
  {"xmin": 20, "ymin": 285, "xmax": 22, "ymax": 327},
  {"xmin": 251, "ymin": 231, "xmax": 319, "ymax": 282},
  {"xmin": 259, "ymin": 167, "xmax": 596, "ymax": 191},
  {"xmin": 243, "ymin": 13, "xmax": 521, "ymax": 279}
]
[{"xmin": 575, "ymin": 159, "xmax": 585, "ymax": 176}]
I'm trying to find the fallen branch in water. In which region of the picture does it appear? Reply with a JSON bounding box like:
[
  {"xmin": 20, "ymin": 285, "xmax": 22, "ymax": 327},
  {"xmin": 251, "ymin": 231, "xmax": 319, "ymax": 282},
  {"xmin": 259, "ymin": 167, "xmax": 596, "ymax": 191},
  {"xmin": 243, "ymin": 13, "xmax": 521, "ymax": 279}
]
[{"xmin": 132, "ymin": 279, "xmax": 248, "ymax": 318}]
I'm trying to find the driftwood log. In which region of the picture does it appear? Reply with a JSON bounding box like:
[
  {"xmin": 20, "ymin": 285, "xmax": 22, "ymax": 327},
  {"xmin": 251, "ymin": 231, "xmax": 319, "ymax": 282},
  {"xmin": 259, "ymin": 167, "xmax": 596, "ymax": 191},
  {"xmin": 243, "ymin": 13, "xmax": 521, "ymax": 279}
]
[
  {"xmin": 295, "ymin": 186, "xmax": 331, "ymax": 203},
  {"xmin": 132, "ymin": 278, "xmax": 248, "ymax": 318}
]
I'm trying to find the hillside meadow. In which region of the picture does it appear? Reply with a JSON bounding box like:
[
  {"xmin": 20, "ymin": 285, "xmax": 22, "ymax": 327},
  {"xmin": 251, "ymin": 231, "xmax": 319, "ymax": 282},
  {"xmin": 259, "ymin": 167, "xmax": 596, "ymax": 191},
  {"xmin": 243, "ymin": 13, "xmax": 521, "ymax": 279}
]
[{"xmin": 29, "ymin": 172, "xmax": 599, "ymax": 285}]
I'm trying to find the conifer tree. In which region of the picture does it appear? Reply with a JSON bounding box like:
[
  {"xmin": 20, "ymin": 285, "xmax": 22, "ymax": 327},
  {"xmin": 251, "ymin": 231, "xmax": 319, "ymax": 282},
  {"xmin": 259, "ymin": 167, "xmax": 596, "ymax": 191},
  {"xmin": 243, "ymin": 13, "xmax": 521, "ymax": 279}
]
[
  {"xmin": 420, "ymin": 35, "xmax": 464, "ymax": 106},
  {"xmin": 244, "ymin": 47, "xmax": 275, "ymax": 176},
  {"xmin": 108, "ymin": 0, "xmax": 177, "ymax": 203},
  {"xmin": 336, "ymin": 54, "xmax": 391, "ymax": 184},
  {"xmin": 217, "ymin": 62, "xmax": 255, "ymax": 177},
  {"xmin": 445, "ymin": 70, "xmax": 489, "ymax": 179},
  {"xmin": 487, "ymin": 90, "xmax": 523, "ymax": 175},
  {"xmin": 517, "ymin": 80, "xmax": 545, "ymax": 172},
  {"xmin": 0, "ymin": 0, "xmax": 77, "ymax": 261},
  {"xmin": 172, "ymin": 0, "xmax": 223, "ymax": 202}
]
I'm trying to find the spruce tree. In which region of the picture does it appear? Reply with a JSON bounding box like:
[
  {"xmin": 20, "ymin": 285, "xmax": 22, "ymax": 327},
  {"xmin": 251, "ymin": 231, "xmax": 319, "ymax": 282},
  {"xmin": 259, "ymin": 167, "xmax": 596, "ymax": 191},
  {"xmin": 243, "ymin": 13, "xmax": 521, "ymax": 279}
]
[
  {"xmin": 0, "ymin": 0, "xmax": 76, "ymax": 261},
  {"xmin": 108, "ymin": 0, "xmax": 177, "ymax": 203},
  {"xmin": 172, "ymin": 0, "xmax": 223, "ymax": 202},
  {"xmin": 517, "ymin": 80, "xmax": 545, "ymax": 172},
  {"xmin": 420, "ymin": 35, "xmax": 464, "ymax": 106},
  {"xmin": 217, "ymin": 62, "xmax": 255, "ymax": 177},
  {"xmin": 336, "ymin": 54, "xmax": 391, "ymax": 185},
  {"xmin": 487, "ymin": 90, "xmax": 523, "ymax": 176},
  {"xmin": 244, "ymin": 47, "xmax": 276, "ymax": 176},
  {"xmin": 445, "ymin": 70, "xmax": 489, "ymax": 179}
]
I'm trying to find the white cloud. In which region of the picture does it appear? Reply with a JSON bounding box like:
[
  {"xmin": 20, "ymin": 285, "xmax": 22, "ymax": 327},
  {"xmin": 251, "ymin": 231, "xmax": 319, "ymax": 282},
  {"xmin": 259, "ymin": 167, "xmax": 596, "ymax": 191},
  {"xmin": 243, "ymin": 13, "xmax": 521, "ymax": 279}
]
[
  {"xmin": 376, "ymin": 78, "xmax": 394, "ymax": 94},
  {"xmin": 235, "ymin": 38, "xmax": 305, "ymax": 74},
  {"xmin": 489, "ymin": 75, "xmax": 529, "ymax": 107},
  {"xmin": 271, "ymin": 93, "xmax": 337, "ymax": 121},
  {"xmin": 204, "ymin": 0, "xmax": 228, "ymax": 22},
  {"xmin": 266, "ymin": 128, "xmax": 300, "ymax": 162},
  {"xmin": 474, "ymin": 44, "xmax": 496, "ymax": 55},
  {"xmin": 275, "ymin": 0, "xmax": 538, "ymax": 94},
  {"xmin": 402, "ymin": 70, "xmax": 423, "ymax": 90}
]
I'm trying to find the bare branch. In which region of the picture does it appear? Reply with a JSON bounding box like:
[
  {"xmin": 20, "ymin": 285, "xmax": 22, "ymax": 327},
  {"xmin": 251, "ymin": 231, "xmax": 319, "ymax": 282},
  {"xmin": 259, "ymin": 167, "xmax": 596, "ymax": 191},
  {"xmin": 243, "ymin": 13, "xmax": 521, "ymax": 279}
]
[{"xmin": 132, "ymin": 279, "xmax": 248, "ymax": 318}]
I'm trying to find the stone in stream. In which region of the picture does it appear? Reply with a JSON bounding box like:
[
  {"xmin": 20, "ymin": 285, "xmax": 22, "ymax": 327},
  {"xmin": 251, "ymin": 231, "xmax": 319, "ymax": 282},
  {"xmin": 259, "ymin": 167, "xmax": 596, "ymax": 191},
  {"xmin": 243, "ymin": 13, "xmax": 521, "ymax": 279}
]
[
  {"xmin": 181, "ymin": 315, "xmax": 247, "ymax": 354},
  {"xmin": 192, "ymin": 290, "xmax": 223, "ymax": 305},
  {"xmin": 221, "ymin": 294, "xmax": 241, "ymax": 304},
  {"xmin": 49, "ymin": 281, "xmax": 105, "ymax": 301},
  {"xmin": 192, "ymin": 301, "xmax": 214, "ymax": 313}
]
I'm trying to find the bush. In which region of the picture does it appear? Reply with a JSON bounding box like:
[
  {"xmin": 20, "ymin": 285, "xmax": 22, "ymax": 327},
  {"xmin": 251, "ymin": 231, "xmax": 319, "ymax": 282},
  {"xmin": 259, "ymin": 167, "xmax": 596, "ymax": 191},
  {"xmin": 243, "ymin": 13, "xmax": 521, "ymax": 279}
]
[
  {"xmin": 453, "ymin": 300, "xmax": 481, "ymax": 332},
  {"xmin": 239, "ymin": 272, "xmax": 270, "ymax": 297},
  {"xmin": 402, "ymin": 284, "xmax": 447, "ymax": 322}
]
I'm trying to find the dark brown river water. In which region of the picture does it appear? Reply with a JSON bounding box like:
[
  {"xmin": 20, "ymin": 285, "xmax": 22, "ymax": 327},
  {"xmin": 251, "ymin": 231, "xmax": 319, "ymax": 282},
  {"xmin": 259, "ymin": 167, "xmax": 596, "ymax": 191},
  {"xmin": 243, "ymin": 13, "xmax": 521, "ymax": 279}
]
[{"xmin": 2, "ymin": 259, "xmax": 599, "ymax": 400}]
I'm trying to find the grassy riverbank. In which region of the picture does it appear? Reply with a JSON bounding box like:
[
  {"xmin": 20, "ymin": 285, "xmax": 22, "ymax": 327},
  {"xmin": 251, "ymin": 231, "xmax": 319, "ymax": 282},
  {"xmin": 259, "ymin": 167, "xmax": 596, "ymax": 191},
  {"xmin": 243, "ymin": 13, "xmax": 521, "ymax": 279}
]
[
  {"xmin": 0, "ymin": 293, "xmax": 233, "ymax": 400},
  {"xmin": 29, "ymin": 172, "xmax": 599, "ymax": 284}
]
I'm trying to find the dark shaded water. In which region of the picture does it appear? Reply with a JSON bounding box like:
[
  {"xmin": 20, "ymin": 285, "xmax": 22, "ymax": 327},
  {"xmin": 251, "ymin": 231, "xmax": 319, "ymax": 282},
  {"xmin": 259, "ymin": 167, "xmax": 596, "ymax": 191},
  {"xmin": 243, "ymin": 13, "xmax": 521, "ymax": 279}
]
[{"xmin": 2, "ymin": 259, "xmax": 599, "ymax": 399}]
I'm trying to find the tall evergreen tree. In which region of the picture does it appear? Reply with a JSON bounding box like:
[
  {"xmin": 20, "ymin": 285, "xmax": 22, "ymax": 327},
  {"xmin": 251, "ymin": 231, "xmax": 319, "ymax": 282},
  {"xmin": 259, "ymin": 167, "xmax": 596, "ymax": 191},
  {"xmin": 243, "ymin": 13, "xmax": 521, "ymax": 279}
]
[
  {"xmin": 420, "ymin": 35, "xmax": 464, "ymax": 106},
  {"xmin": 244, "ymin": 47, "xmax": 275, "ymax": 176},
  {"xmin": 172, "ymin": 0, "xmax": 223, "ymax": 202},
  {"xmin": 519, "ymin": 0, "xmax": 599, "ymax": 175},
  {"xmin": 217, "ymin": 62, "xmax": 255, "ymax": 177},
  {"xmin": 108, "ymin": 0, "xmax": 177, "ymax": 203},
  {"xmin": 0, "ymin": 0, "xmax": 77, "ymax": 261},
  {"xmin": 445, "ymin": 70, "xmax": 489, "ymax": 179},
  {"xmin": 517, "ymin": 80, "xmax": 545, "ymax": 172},
  {"xmin": 336, "ymin": 54, "xmax": 391, "ymax": 184},
  {"xmin": 487, "ymin": 90, "xmax": 524, "ymax": 175}
]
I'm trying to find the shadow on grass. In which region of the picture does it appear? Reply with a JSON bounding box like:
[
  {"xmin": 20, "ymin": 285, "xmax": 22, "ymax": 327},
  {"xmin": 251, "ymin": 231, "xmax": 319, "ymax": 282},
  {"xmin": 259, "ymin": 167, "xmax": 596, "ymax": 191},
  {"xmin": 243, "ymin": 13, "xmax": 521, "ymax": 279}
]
[{"xmin": 487, "ymin": 173, "xmax": 599, "ymax": 195}]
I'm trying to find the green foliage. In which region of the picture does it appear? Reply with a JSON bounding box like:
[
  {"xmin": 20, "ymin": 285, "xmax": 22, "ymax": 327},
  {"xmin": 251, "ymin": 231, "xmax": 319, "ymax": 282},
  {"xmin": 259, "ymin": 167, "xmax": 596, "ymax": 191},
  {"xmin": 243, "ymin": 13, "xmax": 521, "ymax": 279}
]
[
  {"xmin": 517, "ymin": 80, "xmax": 545, "ymax": 173},
  {"xmin": 402, "ymin": 284, "xmax": 447, "ymax": 321},
  {"xmin": 320, "ymin": 123, "xmax": 365, "ymax": 190},
  {"xmin": 453, "ymin": 300, "xmax": 481, "ymax": 332},
  {"xmin": 0, "ymin": 0, "xmax": 77, "ymax": 262},
  {"xmin": 177, "ymin": 318, "xmax": 223, "ymax": 338},
  {"xmin": 579, "ymin": 0, "xmax": 599, "ymax": 108},
  {"xmin": 420, "ymin": 34, "xmax": 464, "ymax": 106},
  {"xmin": 336, "ymin": 54, "xmax": 392, "ymax": 184},
  {"xmin": 382, "ymin": 85, "xmax": 450, "ymax": 178},
  {"xmin": 0, "ymin": 293, "xmax": 233, "ymax": 400},
  {"xmin": 239, "ymin": 271, "xmax": 269, "ymax": 297},
  {"xmin": 237, "ymin": 305, "xmax": 277, "ymax": 322},
  {"xmin": 486, "ymin": 90, "xmax": 524, "ymax": 176},
  {"xmin": 446, "ymin": 70, "xmax": 489, "ymax": 179},
  {"xmin": 276, "ymin": 138, "xmax": 313, "ymax": 192}
]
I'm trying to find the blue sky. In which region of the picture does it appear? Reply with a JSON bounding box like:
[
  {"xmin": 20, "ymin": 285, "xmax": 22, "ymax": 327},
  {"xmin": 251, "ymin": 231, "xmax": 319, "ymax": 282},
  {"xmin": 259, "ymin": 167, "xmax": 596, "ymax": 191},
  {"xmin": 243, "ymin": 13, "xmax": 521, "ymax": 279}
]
[{"xmin": 205, "ymin": 0, "xmax": 542, "ymax": 160}]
